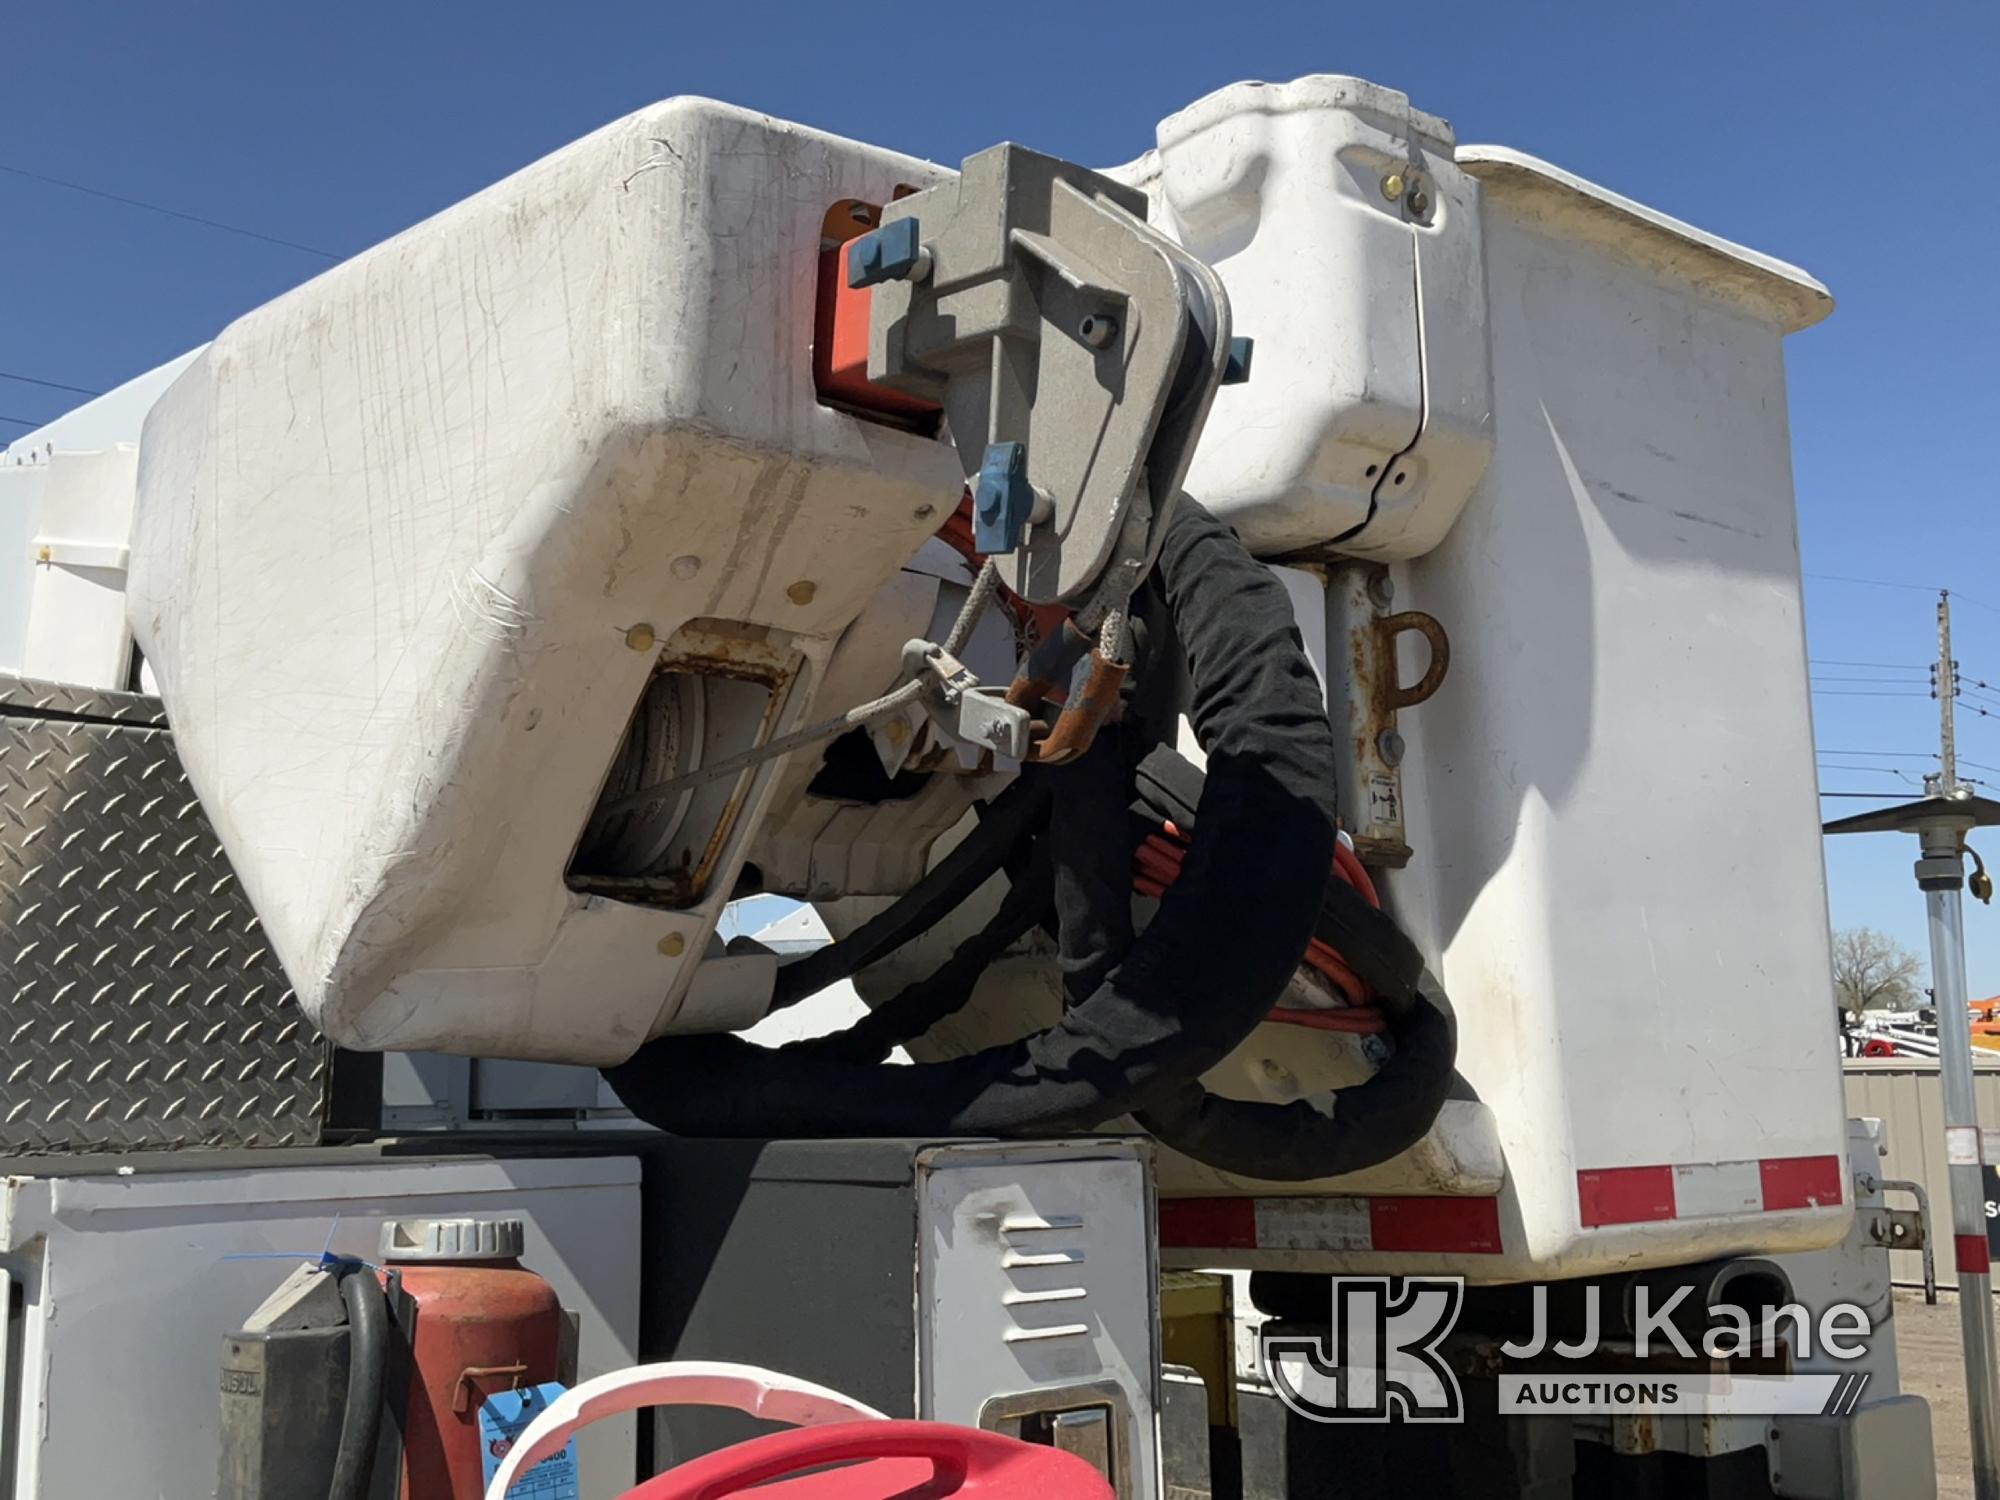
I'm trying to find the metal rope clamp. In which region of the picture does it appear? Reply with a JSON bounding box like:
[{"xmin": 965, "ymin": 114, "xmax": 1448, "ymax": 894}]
[
  {"xmin": 899, "ymin": 637, "xmax": 1034, "ymax": 766},
  {"xmin": 851, "ymin": 143, "xmax": 1236, "ymax": 762}
]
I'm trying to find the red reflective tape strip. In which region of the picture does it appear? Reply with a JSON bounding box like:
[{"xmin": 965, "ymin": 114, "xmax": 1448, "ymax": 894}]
[
  {"xmin": 1959, "ymin": 1234, "xmax": 1993, "ymax": 1274},
  {"xmin": 1158, "ymin": 1197, "xmax": 1256, "ymax": 1251},
  {"xmin": 1157, "ymin": 1196, "xmax": 1502, "ymax": 1254},
  {"xmin": 1580, "ymin": 1154, "xmax": 1849, "ymax": 1227},
  {"xmin": 1368, "ymin": 1196, "xmax": 1504, "ymax": 1255},
  {"xmin": 1577, "ymin": 1165, "xmax": 1677, "ymax": 1228},
  {"xmin": 1759, "ymin": 1155, "xmax": 1846, "ymax": 1212}
]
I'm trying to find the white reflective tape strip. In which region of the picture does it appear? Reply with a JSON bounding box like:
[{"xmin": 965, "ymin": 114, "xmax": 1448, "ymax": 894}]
[
  {"xmin": 1253, "ymin": 1196, "xmax": 1372, "ymax": 1251},
  {"xmin": 1947, "ymin": 1126, "xmax": 1984, "ymax": 1166},
  {"xmin": 1671, "ymin": 1159, "xmax": 1763, "ymax": 1220}
]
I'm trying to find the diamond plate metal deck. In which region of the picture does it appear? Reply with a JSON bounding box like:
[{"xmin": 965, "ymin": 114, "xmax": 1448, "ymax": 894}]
[{"xmin": 1, "ymin": 673, "xmax": 330, "ymax": 1151}]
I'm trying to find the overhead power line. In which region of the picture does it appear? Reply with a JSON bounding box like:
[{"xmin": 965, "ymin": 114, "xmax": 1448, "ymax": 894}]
[
  {"xmin": 1820, "ymin": 765, "xmax": 1989, "ymax": 790},
  {"xmin": 1806, "ymin": 572, "xmax": 1938, "ymax": 596},
  {"xmin": 0, "ymin": 370, "xmax": 102, "ymax": 398},
  {"xmin": 1806, "ymin": 572, "xmax": 2000, "ymax": 618},
  {"xmin": 1814, "ymin": 749, "xmax": 2000, "ymax": 779},
  {"xmin": 0, "ymin": 160, "xmax": 340, "ymax": 261}
]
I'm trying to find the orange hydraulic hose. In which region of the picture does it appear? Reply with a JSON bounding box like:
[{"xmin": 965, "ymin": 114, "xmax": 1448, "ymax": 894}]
[{"xmin": 1133, "ymin": 820, "xmax": 1387, "ymax": 1035}]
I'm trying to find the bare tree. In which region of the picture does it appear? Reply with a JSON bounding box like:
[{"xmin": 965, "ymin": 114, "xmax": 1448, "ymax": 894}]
[{"xmin": 1831, "ymin": 926, "xmax": 1924, "ymax": 1015}]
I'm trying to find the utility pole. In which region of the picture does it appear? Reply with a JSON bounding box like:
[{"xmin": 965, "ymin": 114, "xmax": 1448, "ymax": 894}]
[
  {"xmin": 1941, "ymin": 590, "xmax": 1960, "ymax": 792},
  {"xmin": 1930, "ymin": 589, "xmax": 2000, "ymax": 1497}
]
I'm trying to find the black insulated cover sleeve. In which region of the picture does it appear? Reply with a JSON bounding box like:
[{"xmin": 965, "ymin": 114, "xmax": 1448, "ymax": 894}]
[{"xmin": 1135, "ymin": 970, "xmax": 1459, "ymax": 1181}]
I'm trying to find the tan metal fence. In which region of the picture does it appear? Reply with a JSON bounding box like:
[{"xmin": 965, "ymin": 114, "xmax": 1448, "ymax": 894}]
[{"xmin": 1846, "ymin": 1056, "xmax": 2000, "ymax": 1289}]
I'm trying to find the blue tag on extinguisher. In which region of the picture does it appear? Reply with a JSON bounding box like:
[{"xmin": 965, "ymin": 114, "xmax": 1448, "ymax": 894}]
[{"xmin": 479, "ymin": 1382, "xmax": 580, "ymax": 1498}]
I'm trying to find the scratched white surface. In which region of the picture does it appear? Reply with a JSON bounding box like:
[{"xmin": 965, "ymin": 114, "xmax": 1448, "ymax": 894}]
[{"xmin": 127, "ymin": 99, "xmax": 959, "ymax": 1062}]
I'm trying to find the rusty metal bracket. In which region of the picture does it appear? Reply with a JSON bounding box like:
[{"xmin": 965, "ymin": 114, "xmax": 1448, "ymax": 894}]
[
  {"xmin": 1375, "ymin": 610, "xmax": 1450, "ymax": 712},
  {"xmin": 1006, "ymin": 619, "xmax": 1095, "ymax": 714},
  {"xmin": 1001, "ymin": 617, "xmax": 1129, "ymax": 767},
  {"xmin": 1329, "ymin": 565, "xmax": 1452, "ymax": 867},
  {"xmin": 1869, "ymin": 1173, "xmax": 1937, "ymax": 1304},
  {"xmin": 1023, "ymin": 651, "xmax": 1129, "ymax": 766},
  {"xmin": 452, "ymin": 1361, "xmax": 528, "ymax": 1413},
  {"xmin": 1867, "ymin": 1206, "xmax": 1928, "ymax": 1251}
]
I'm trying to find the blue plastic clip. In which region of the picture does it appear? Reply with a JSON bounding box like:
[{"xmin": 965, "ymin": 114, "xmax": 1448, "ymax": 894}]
[
  {"xmin": 847, "ymin": 216, "xmax": 923, "ymax": 289},
  {"xmin": 973, "ymin": 442, "xmax": 1033, "ymax": 556},
  {"xmin": 1223, "ymin": 335, "xmax": 1254, "ymax": 385}
]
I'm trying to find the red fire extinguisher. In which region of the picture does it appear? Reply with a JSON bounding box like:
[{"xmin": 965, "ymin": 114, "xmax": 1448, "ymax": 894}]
[{"xmin": 385, "ymin": 1216, "xmax": 565, "ymax": 1498}]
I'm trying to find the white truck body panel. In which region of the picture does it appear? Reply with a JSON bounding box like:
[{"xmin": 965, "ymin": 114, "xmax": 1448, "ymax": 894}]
[
  {"xmin": 1387, "ymin": 140, "xmax": 1845, "ymax": 1275},
  {"xmin": 1149, "ymin": 131, "xmax": 1844, "ymax": 1277}
]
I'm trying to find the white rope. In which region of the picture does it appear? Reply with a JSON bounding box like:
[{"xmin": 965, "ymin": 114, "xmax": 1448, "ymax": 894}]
[{"xmin": 943, "ymin": 558, "xmax": 1000, "ymax": 657}]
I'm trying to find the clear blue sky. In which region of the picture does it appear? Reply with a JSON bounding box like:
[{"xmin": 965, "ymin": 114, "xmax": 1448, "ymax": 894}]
[{"xmin": 5, "ymin": 2, "xmax": 1996, "ymax": 993}]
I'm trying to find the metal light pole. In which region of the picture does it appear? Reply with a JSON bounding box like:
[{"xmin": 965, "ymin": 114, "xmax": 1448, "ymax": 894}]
[
  {"xmin": 1828, "ymin": 593, "xmax": 2000, "ymax": 1496},
  {"xmin": 1917, "ymin": 808, "xmax": 2000, "ymax": 1500}
]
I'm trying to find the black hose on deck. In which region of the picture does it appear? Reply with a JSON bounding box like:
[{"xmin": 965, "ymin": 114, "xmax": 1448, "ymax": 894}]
[
  {"xmin": 328, "ymin": 1266, "xmax": 387, "ymax": 1500},
  {"xmin": 603, "ymin": 501, "xmax": 1338, "ymax": 1136}
]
